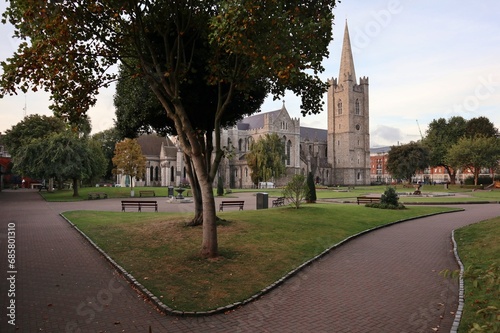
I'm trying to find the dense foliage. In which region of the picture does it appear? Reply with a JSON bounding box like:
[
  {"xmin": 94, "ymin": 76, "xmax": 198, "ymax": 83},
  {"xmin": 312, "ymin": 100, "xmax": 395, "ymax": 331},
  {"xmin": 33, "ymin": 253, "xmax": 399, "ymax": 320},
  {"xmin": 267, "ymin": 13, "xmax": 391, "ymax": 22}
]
[
  {"xmin": 387, "ymin": 142, "xmax": 429, "ymax": 183},
  {"xmin": 246, "ymin": 133, "xmax": 287, "ymax": 185}
]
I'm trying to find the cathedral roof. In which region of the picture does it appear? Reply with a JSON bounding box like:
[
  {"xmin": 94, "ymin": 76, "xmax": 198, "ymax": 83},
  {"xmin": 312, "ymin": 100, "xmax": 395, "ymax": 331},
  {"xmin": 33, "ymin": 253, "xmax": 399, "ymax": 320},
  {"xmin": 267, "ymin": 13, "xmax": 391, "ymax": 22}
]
[
  {"xmin": 137, "ymin": 134, "xmax": 174, "ymax": 156},
  {"xmin": 300, "ymin": 126, "xmax": 327, "ymax": 142},
  {"xmin": 236, "ymin": 110, "xmax": 281, "ymax": 130}
]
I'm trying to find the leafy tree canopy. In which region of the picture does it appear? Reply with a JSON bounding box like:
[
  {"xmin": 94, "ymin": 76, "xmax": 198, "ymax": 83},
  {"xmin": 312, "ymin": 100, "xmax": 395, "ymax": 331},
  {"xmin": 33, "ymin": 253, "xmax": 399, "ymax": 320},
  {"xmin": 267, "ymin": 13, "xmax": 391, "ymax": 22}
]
[
  {"xmin": 92, "ymin": 127, "xmax": 122, "ymax": 179},
  {"xmin": 12, "ymin": 131, "xmax": 105, "ymax": 196},
  {"xmin": 446, "ymin": 136, "xmax": 500, "ymax": 185},
  {"xmin": 246, "ymin": 133, "xmax": 287, "ymax": 185},
  {"xmin": 465, "ymin": 116, "xmax": 498, "ymax": 138},
  {"xmin": 387, "ymin": 142, "xmax": 430, "ymax": 182},
  {"xmin": 112, "ymin": 138, "xmax": 146, "ymax": 191},
  {"xmin": 423, "ymin": 115, "xmax": 498, "ymax": 184},
  {"xmin": 2, "ymin": 114, "xmax": 66, "ymax": 154}
]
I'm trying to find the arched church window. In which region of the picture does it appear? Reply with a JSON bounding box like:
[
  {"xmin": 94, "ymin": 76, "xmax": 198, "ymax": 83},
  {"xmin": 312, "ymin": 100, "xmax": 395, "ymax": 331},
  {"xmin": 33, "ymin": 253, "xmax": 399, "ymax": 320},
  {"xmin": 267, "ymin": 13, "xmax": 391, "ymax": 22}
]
[
  {"xmin": 287, "ymin": 140, "xmax": 292, "ymax": 165},
  {"xmin": 170, "ymin": 166, "xmax": 174, "ymax": 182},
  {"xmin": 155, "ymin": 166, "xmax": 159, "ymax": 181},
  {"xmin": 355, "ymin": 99, "xmax": 360, "ymax": 115},
  {"xmin": 150, "ymin": 166, "xmax": 154, "ymax": 181},
  {"xmin": 238, "ymin": 138, "xmax": 243, "ymax": 151},
  {"xmin": 337, "ymin": 100, "xmax": 342, "ymax": 115}
]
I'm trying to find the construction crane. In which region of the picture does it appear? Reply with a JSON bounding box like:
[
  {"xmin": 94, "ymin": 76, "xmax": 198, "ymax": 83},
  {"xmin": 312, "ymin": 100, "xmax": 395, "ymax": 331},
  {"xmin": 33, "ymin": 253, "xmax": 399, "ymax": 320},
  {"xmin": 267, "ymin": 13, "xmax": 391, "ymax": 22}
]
[{"xmin": 416, "ymin": 120, "xmax": 423, "ymax": 140}]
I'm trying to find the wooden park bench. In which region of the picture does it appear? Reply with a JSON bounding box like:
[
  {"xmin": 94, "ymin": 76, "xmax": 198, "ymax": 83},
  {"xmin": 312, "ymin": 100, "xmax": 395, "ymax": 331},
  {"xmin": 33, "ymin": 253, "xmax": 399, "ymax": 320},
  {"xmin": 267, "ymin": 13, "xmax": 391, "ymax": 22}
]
[
  {"xmin": 272, "ymin": 197, "xmax": 286, "ymax": 207},
  {"xmin": 356, "ymin": 196, "xmax": 381, "ymax": 205},
  {"xmin": 219, "ymin": 200, "xmax": 244, "ymax": 211},
  {"xmin": 121, "ymin": 200, "xmax": 158, "ymax": 212},
  {"xmin": 139, "ymin": 190, "xmax": 156, "ymax": 197},
  {"xmin": 88, "ymin": 192, "xmax": 108, "ymax": 199}
]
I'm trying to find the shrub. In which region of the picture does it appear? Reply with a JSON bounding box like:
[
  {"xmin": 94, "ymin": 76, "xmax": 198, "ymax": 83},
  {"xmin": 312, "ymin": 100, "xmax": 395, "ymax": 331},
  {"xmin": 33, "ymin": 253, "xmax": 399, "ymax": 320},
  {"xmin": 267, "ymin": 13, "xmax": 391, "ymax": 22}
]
[
  {"xmin": 305, "ymin": 172, "xmax": 317, "ymax": 203},
  {"xmin": 367, "ymin": 187, "xmax": 405, "ymax": 209},
  {"xmin": 464, "ymin": 175, "xmax": 495, "ymax": 186},
  {"xmin": 380, "ymin": 186, "xmax": 399, "ymax": 206}
]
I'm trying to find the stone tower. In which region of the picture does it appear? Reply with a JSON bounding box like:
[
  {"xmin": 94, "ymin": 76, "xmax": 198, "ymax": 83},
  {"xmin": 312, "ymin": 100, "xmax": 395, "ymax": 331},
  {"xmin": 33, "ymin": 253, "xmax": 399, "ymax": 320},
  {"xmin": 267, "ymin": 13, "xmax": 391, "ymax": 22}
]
[{"xmin": 327, "ymin": 21, "xmax": 370, "ymax": 185}]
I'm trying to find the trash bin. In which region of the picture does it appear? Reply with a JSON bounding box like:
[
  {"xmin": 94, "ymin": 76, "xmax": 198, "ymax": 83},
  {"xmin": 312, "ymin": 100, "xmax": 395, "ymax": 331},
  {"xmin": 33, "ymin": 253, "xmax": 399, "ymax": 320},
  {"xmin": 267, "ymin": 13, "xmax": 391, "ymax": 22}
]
[
  {"xmin": 256, "ymin": 192, "xmax": 268, "ymax": 210},
  {"xmin": 168, "ymin": 186, "xmax": 174, "ymax": 197}
]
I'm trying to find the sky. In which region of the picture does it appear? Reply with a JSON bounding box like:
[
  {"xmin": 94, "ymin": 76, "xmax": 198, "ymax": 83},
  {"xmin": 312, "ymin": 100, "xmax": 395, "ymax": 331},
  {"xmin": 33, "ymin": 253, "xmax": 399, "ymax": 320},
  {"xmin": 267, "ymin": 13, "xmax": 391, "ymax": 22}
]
[{"xmin": 1, "ymin": 0, "xmax": 499, "ymax": 147}]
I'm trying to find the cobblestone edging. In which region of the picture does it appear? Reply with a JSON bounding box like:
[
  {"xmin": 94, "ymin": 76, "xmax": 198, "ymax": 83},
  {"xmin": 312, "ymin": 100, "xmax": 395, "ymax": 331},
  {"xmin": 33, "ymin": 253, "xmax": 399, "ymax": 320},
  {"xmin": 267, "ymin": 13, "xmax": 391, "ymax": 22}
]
[
  {"xmin": 450, "ymin": 229, "xmax": 465, "ymax": 333},
  {"xmin": 60, "ymin": 209, "xmax": 464, "ymax": 317}
]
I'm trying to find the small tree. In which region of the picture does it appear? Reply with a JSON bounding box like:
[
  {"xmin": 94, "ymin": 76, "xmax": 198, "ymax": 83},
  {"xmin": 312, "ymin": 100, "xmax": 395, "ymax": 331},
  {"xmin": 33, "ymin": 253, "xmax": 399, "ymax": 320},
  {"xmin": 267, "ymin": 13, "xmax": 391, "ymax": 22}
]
[
  {"xmin": 283, "ymin": 174, "xmax": 309, "ymax": 209},
  {"xmin": 112, "ymin": 138, "xmax": 146, "ymax": 197},
  {"xmin": 306, "ymin": 172, "xmax": 317, "ymax": 203}
]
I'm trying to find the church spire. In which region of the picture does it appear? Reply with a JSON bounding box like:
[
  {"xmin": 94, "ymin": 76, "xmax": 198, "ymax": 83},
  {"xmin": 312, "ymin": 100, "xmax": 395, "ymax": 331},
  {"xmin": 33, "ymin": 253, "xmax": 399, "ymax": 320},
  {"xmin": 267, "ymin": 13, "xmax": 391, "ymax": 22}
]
[{"xmin": 339, "ymin": 21, "xmax": 356, "ymax": 84}]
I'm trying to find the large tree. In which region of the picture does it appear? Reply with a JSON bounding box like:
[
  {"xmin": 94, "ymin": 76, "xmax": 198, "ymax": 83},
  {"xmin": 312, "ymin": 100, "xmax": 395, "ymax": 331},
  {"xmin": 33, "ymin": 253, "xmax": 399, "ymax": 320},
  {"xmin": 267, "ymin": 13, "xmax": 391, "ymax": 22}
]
[
  {"xmin": 2, "ymin": 114, "xmax": 66, "ymax": 154},
  {"xmin": 387, "ymin": 142, "xmax": 430, "ymax": 183},
  {"xmin": 246, "ymin": 133, "xmax": 287, "ymax": 186},
  {"xmin": 12, "ymin": 131, "xmax": 105, "ymax": 196},
  {"xmin": 92, "ymin": 127, "xmax": 123, "ymax": 180},
  {"xmin": 447, "ymin": 136, "xmax": 500, "ymax": 186},
  {"xmin": 423, "ymin": 116, "xmax": 467, "ymax": 184},
  {"xmin": 465, "ymin": 116, "xmax": 498, "ymax": 138},
  {"xmin": 1, "ymin": 1, "xmax": 338, "ymax": 258}
]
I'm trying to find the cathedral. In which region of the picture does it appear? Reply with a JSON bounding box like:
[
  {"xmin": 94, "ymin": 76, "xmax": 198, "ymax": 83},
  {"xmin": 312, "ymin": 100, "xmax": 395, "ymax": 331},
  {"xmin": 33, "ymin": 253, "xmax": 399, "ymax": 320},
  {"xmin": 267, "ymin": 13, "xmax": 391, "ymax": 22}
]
[{"xmin": 122, "ymin": 22, "xmax": 371, "ymax": 188}]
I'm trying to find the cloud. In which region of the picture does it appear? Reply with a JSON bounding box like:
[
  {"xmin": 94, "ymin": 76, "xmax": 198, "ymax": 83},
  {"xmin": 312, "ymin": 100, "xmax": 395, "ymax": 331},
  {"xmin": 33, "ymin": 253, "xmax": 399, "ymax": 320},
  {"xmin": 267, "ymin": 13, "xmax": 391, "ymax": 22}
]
[{"xmin": 371, "ymin": 125, "xmax": 405, "ymax": 147}]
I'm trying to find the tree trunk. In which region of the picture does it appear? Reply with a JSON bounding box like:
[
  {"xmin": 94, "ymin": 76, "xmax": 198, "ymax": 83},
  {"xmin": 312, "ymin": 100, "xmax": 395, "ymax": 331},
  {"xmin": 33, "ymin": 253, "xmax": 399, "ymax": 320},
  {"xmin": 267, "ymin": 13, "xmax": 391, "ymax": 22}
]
[
  {"xmin": 184, "ymin": 155, "xmax": 204, "ymax": 226},
  {"xmin": 48, "ymin": 178, "xmax": 54, "ymax": 193},
  {"xmin": 444, "ymin": 166, "xmax": 457, "ymax": 185},
  {"xmin": 199, "ymin": 179, "xmax": 218, "ymax": 258},
  {"xmin": 190, "ymin": 153, "xmax": 218, "ymax": 258},
  {"xmin": 72, "ymin": 178, "xmax": 79, "ymax": 197}
]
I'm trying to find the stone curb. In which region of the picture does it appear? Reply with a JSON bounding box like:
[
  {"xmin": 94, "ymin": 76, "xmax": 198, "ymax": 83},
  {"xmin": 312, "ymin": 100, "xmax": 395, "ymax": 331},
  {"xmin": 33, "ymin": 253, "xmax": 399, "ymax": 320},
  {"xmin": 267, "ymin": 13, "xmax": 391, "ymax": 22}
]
[
  {"xmin": 60, "ymin": 208, "xmax": 464, "ymax": 317},
  {"xmin": 450, "ymin": 229, "xmax": 465, "ymax": 333}
]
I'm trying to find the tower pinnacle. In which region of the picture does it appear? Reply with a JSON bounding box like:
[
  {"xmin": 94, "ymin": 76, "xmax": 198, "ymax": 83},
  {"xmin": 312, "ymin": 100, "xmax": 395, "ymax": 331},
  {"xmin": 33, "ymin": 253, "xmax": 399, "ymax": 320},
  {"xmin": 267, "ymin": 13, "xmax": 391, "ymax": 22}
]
[{"xmin": 339, "ymin": 21, "xmax": 356, "ymax": 84}]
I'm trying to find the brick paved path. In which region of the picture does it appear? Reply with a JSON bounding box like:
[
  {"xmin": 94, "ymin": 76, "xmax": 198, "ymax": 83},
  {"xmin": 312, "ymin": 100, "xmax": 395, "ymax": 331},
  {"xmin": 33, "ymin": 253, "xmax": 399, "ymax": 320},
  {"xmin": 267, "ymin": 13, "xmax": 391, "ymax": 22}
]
[{"xmin": 0, "ymin": 190, "xmax": 498, "ymax": 333}]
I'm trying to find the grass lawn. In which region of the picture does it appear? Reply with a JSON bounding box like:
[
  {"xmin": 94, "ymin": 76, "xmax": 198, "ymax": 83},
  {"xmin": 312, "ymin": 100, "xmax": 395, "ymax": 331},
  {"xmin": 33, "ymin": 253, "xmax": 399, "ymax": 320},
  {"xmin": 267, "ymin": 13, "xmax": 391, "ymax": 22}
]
[
  {"xmin": 454, "ymin": 217, "xmax": 500, "ymax": 332},
  {"xmin": 63, "ymin": 204, "xmax": 458, "ymax": 312}
]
